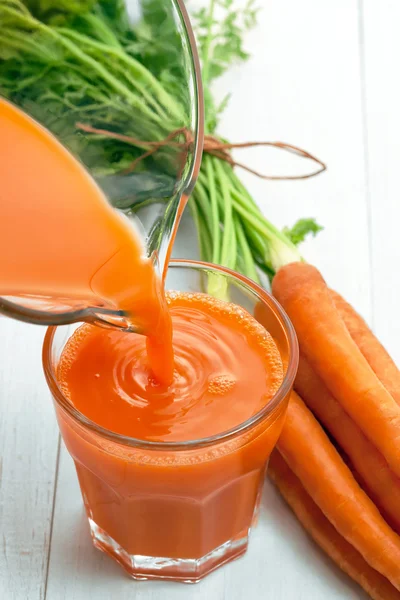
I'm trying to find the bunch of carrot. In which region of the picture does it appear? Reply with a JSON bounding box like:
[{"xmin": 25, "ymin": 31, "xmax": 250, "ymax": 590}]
[{"xmin": 265, "ymin": 262, "xmax": 400, "ymax": 599}]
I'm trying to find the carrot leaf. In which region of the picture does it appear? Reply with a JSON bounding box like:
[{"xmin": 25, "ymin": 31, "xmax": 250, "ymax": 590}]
[{"xmin": 283, "ymin": 218, "xmax": 323, "ymax": 246}]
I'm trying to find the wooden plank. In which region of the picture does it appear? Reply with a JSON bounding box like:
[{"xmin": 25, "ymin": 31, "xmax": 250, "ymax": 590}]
[
  {"xmin": 0, "ymin": 320, "xmax": 59, "ymax": 600},
  {"xmin": 361, "ymin": 0, "xmax": 400, "ymax": 364}
]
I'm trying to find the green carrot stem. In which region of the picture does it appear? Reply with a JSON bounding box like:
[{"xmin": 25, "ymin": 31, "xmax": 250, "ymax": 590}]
[
  {"xmin": 255, "ymin": 257, "xmax": 275, "ymax": 280},
  {"xmin": 193, "ymin": 179, "xmax": 213, "ymax": 238},
  {"xmin": 235, "ymin": 217, "xmax": 259, "ymax": 283},
  {"xmin": 78, "ymin": 13, "xmax": 122, "ymax": 49},
  {"xmin": 230, "ymin": 168, "xmax": 259, "ymax": 207},
  {"xmin": 1, "ymin": 5, "xmax": 163, "ymax": 124},
  {"xmin": 56, "ymin": 28, "xmax": 179, "ymax": 123},
  {"xmin": 231, "ymin": 193, "xmax": 297, "ymax": 251},
  {"xmin": 230, "ymin": 185, "xmax": 264, "ymax": 220},
  {"xmin": 214, "ymin": 157, "xmax": 236, "ymax": 270},
  {"xmin": 204, "ymin": 156, "xmax": 221, "ymax": 264}
]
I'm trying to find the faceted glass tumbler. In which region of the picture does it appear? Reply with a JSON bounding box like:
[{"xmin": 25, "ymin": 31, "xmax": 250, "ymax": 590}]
[{"xmin": 43, "ymin": 261, "xmax": 298, "ymax": 582}]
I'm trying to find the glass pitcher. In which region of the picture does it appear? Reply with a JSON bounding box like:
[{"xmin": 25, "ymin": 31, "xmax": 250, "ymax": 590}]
[{"xmin": 0, "ymin": 0, "xmax": 204, "ymax": 329}]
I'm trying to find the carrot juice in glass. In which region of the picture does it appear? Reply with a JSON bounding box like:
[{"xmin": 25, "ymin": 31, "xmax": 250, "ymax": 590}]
[{"xmin": 43, "ymin": 261, "xmax": 298, "ymax": 582}]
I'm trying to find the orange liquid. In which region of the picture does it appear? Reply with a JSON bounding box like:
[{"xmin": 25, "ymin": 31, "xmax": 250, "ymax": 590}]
[
  {"xmin": 59, "ymin": 292, "xmax": 284, "ymax": 441},
  {"xmin": 55, "ymin": 293, "xmax": 285, "ymax": 569},
  {"xmin": 0, "ymin": 98, "xmax": 172, "ymax": 384}
]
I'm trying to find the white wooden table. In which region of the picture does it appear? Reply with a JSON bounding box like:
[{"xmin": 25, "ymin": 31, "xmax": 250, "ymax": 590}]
[{"xmin": 1, "ymin": 1, "xmax": 399, "ymax": 598}]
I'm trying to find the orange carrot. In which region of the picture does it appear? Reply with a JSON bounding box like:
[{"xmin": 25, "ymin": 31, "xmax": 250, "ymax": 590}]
[
  {"xmin": 272, "ymin": 262, "xmax": 400, "ymax": 478},
  {"xmin": 295, "ymin": 355, "xmax": 400, "ymax": 532},
  {"xmin": 277, "ymin": 391, "xmax": 400, "ymax": 590},
  {"xmin": 269, "ymin": 451, "xmax": 400, "ymax": 600},
  {"xmin": 330, "ymin": 289, "xmax": 400, "ymax": 405}
]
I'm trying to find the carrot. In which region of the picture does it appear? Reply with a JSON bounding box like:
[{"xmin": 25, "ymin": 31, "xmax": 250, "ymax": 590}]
[
  {"xmin": 269, "ymin": 451, "xmax": 400, "ymax": 600},
  {"xmin": 272, "ymin": 262, "xmax": 400, "ymax": 478},
  {"xmin": 295, "ymin": 355, "xmax": 400, "ymax": 532},
  {"xmin": 330, "ymin": 289, "xmax": 400, "ymax": 405},
  {"xmin": 277, "ymin": 391, "xmax": 400, "ymax": 590}
]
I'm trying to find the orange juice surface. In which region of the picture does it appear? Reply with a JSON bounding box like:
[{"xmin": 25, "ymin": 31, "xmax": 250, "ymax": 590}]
[
  {"xmin": 0, "ymin": 98, "xmax": 172, "ymax": 383},
  {"xmin": 58, "ymin": 292, "xmax": 284, "ymax": 442}
]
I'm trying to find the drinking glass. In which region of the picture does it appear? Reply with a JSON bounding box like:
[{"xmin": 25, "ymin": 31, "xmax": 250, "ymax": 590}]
[{"xmin": 43, "ymin": 260, "xmax": 298, "ymax": 582}]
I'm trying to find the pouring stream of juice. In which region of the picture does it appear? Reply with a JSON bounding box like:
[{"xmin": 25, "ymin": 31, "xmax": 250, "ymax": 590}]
[{"xmin": 0, "ymin": 98, "xmax": 183, "ymax": 384}]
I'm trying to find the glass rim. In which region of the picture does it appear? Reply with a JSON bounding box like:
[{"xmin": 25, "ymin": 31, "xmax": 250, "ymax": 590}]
[{"xmin": 43, "ymin": 260, "xmax": 299, "ymax": 451}]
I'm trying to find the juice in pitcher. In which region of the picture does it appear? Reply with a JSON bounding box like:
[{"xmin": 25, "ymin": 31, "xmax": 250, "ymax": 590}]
[{"xmin": 0, "ymin": 97, "xmax": 173, "ymax": 383}]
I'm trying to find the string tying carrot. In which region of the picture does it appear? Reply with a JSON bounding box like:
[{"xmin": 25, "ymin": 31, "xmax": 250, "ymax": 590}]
[{"xmin": 76, "ymin": 122, "xmax": 327, "ymax": 180}]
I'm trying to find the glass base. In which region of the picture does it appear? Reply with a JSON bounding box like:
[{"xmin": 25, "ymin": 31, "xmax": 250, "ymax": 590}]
[{"xmin": 89, "ymin": 518, "xmax": 248, "ymax": 582}]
